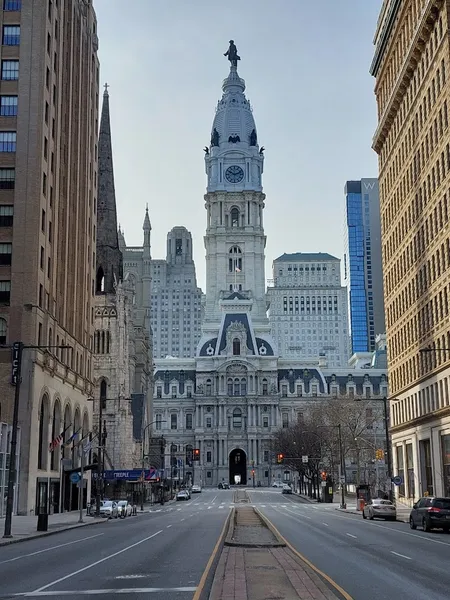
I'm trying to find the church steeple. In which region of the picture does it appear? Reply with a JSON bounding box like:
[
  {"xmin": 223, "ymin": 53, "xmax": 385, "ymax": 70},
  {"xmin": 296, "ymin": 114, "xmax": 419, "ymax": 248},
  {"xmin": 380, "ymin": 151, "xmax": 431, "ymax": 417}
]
[{"xmin": 96, "ymin": 84, "xmax": 123, "ymax": 294}]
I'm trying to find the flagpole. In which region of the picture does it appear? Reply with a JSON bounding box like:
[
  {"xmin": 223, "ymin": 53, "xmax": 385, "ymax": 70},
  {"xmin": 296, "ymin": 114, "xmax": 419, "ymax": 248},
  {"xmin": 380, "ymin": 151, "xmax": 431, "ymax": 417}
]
[
  {"xmin": 58, "ymin": 454, "xmax": 63, "ymax": 514},
  {"xmin": 78, "ymin": 444, "xmax": 84, "ymax": 523},
  {"xmin": 234, "ymin": 259, "xmax": 237, "ymax": 291}
]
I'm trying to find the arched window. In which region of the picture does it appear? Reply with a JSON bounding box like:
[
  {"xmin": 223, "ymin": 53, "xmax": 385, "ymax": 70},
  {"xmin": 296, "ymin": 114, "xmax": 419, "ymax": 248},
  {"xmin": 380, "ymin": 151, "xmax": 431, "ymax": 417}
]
[
  {"xmin": 227, "ymin": 378, "xmax": 233, "ymax": 396},
  {"xmin": 96, "ymin": 266, "xmax": 105, "ymax": 293},
  {"xmin": 231, "ymin": 207, "xmax": 239, "ymax": 227},
  {"xmin": 100, "ymin": 379, "xmax": 107, "ymax": 410},
  {"xmin": 50, "ymin": 400, "xmax": 61, "ymax": 470},
  {"xmin": 233, "ymin": 338, "xmax": 240, "ymax": 356},
  {"xmin": 233, "ymin": 408, "xmax": 242, "ymax": 429},
  {"xmin": 241, "ymin": 378, "xmax": 247, "ymax": 396},
  {"xmin": 228, "ymin": 246, "xmax": 242, "ymax": 272},
  {"xmin": 37, "ymin": 394, "xmax": 50, "ymax": 470},
  {"xmin": 0, "ymin": 317, "xmax": 6, "ymax": 344}
]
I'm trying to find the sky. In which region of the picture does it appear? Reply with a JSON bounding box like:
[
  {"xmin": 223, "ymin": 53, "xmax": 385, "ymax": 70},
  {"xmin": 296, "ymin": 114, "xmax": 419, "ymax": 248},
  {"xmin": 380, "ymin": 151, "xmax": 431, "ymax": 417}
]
[{"xmin": 94, "ymin": 0, "xmax": 383, "ymax": 291}]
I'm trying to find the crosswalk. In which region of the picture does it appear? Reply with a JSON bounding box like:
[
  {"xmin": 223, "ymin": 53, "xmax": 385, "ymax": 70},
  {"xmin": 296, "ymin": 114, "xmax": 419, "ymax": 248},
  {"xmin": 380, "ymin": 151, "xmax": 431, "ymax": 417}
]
[{"xmin": 149, "ymin": 501, "xmax": 336, "ymax": 513}]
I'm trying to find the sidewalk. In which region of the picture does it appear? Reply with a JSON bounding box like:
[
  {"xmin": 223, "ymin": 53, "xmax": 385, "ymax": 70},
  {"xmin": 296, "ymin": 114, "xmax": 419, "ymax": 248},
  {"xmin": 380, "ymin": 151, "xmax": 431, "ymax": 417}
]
[{"xmin": 0, "ymin": 504, "xmax": 153, "ymax": 547}]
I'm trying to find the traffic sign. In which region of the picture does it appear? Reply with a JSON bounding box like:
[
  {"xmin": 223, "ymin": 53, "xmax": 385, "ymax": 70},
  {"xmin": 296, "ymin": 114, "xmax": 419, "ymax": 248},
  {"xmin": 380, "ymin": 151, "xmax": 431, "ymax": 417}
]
[
  {"xmin": 70, "ymin": 472, "xmax": 80, "ymax": 484},
  {"xmin": 392, "ymin": 475, "xmax": 403, "ymax": 486},
  {"xmin": 302, "ymin": 455, "xmax": 308, "ymax": 464}
]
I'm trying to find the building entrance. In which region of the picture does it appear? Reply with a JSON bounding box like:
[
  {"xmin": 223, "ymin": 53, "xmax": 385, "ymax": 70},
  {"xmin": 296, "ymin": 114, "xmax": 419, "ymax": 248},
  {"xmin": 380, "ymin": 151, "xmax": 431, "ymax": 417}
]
[{"xmin": 229, "ymin": 448, "xmax": 247, "ymax": 485}]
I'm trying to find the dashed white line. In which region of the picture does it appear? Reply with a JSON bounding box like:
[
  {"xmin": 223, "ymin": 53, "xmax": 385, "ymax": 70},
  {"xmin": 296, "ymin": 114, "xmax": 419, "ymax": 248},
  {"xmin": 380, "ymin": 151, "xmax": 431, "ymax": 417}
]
[
  {"xmin": 166, "ymin": 525, "xmax": 172, "ymax": 528},
  {"xmin": 0, "ymin": 534, "xmax": 104, "ymax": 565},
  {"xmin": 391, "ymin": 551, "xmax": 411, "ymax": 560},
  {"xmin": 346, "ymin": 533, "xmax": 357, "ymax": 539},
  {"xmin": 180, "ymin": 519, "xmax": 185, "ymax": 522},
  {"xmin": 322, "ymin": 523, "xmax": 329, "ymax": 527}
]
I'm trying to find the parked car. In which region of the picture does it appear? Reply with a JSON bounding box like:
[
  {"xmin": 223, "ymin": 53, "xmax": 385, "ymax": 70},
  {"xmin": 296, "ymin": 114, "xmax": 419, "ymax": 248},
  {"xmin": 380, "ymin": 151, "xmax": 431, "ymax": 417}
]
[
  {"xmin": 409, "ymin": 496, "xmax": 450, "ymax": 531},
  {"xmin": 272, "ymin": 481, "xmax": 284, "ymax": 488},
  {"xmin": 176, "ymin": 490, "xmax": 189, "ymax": 501},
  {"xmin": 117, "ymin": 500, "xmax": 132, "ymax": 518},
  {"xmin": 99, "ymin": 500, "xmax": 119, "ymax": 519},
  {"xmin": 362, "ymin": 498, "xmax": 396, "ymax": 521},
  {"xmin": 218, "ymin": 482, "xmax": 230, "ymax": 489},
  {"xmin": 191, "ymin": 484, "xmax": 202, "ymax": 493},
  {"xmin": 282, "ymin": 484, "xmax": 293, "ymax": 494}
]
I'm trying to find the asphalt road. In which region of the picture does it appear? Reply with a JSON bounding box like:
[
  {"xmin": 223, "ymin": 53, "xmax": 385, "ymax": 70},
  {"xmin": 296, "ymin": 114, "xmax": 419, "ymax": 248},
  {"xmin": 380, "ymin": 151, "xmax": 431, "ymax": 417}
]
[
  {"xmin": 0, "ymin": 489, "xmax": 232, "ymax": 599},
  {"xmin": 248, "ymin": 488, "xmax": 450, "ymax": 600}
]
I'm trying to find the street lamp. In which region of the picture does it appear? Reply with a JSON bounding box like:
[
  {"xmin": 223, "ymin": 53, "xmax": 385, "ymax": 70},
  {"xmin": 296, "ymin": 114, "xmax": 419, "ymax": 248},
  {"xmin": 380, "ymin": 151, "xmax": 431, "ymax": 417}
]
[
  {"xmin": 2, "ymin": 341, "xmax": 72, "ymax": 539},
  {"xmin": 140, "ymin": 420, "xmax": 165, "ymax": 511}
]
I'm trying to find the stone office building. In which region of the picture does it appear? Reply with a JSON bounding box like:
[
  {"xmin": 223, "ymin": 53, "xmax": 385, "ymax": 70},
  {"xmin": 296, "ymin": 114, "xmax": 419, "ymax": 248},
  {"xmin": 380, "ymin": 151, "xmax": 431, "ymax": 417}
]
[{"xmin": 152, "ymin": 44, "xmax": 389, "ymax": 487}]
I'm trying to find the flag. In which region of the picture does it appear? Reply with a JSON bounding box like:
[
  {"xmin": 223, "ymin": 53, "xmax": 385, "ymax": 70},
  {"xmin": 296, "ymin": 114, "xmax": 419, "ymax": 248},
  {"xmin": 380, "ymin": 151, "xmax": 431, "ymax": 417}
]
[
  {"xmin": 235, "ymin": 267, "xmax": 241, "ymax": 272},
  {"xmin": 49, "ymin": 424, "xmax": 71, "ymax": 452},
  {"xmin": 83, "ymin": 440, "xmax": 92, "ymax": 455},
  {"xmin": 64, "ymin": 428, "xmax": 81, "ymax": 447}
]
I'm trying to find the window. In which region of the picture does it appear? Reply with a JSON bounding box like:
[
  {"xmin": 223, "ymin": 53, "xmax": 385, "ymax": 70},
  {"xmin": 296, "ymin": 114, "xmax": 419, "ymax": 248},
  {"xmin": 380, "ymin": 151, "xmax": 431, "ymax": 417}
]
[
  {"xmin": 155, "ymin": 414, "xmax": 162, "ymax": 430},
  {"xmin": 2, "ymin": 25, "xmax": 20, "ymax": 45},
  {"xmin": 170, "ymin": 414, "xmax": 177, "ymax": 430},
  {"xmin": 229, "ymin": 246, "xmax": 242, "ymax": 272},
  {"xmin": 0, "ymin": 132, "xmax": 16, "ymax": 152},
  {"xmin": 263, "ymin": 450, "xmax": 269, "ymax": 462},
  {"xmin": 3, "ymin": 1, "xmax": 22, "ymax": 10},
  {"xmin": 40, "ymin": 246, "xmax": 44, "ymax": 269},
  {"xmin": 156, "ymin": 386, "xmax": 162, "ymax": 398},
  {"xmin": 0, "ymin": 280, "xmax": 11, "ymax": 304},
  {"xmin": 206, "ymin": 417, "xmax": 212, "ymax": 428},
  {"xmin": 263, "ymin": 416, "xmax": 269, "ymax": 428},
  {"xmin": 175, "ymin": 238, "xmax": 182, "ymax": 255},
  {"xmin": 206, "ymin": 451, "xmax": 212, "ymax": 463},
  {"xmin": 0, "ymin": 205, "xmax": 14, "ymax": 227},
  {"xmin": 232, "ymin": 338, "xmax": 240, "ymax": 355},
  {"xmin": 41, "ymin": 209, "xmax": 46, "ymax": 232},
  {"xmin": 231, "ymin": 207, "xmax": 239, "ymax": 226},
  {"xmin": 0, "ymin": 169, "xmax": 15, "ymax": 190},
  {"xmin": 233, "ymin": 408, "xmax": 242, "ymax": 429},
  {"xmin": 0, "ymin": 96, "xmax": 17, "ymax": 116},
  {"xmin": 100, "ymin": 379, "xmax": 107, "ymax": 410},
  {"xmin": 0, "ymin": 243, "xmax": 12, "ymax": 265},
  {"xmin": 171, "ymin": 386, "xmax": 177, "ymax": 398},
  {"xmin": 0, "ymin": 317, "xmax": 6, "ymax": 344},
  {"xmin": 1, "ymin": 60, "xmax": 19, "ymax": 80},
  {"xmin": 185, "ymin": 413, "xmax": 192, "ymax": 430},
  {"xmin": 282, "ymin": 413, "xmax": 289, "ymax": 428}
]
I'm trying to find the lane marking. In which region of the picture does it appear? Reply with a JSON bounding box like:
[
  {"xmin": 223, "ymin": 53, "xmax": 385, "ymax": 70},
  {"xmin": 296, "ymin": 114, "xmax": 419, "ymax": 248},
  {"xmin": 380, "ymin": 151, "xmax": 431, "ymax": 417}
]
[
  {"xmin": 166, "ymin": 525, "xmax": 172, "ymax": 528},
  {"xmin": 210, "ymin": 495, "xmax": 218, "ymax": 505},
  {"xmin": 176, "ymin": 508, "xmax": 181, "ymax": 511},
  {"xmin": 391, "ymin": 551, "xmax": 411, "ymax": 560},
  {"xmin": 346, "ymin": 533, "xmax": 357, "ymax": 539},
  {"xmin": 254, "ymin": 508, "xmax": 353, "ymax": 600},
  {"xmin": 115, "ymin": 575, "xmax": 146, "ymax": 580},
  {"xmin": 180, "ymin": 519, "xmax": 185, "ymax": 522},
  {"xmin": 207, "ymin": 506, "xmax": 212, "ymax": 510},
  {"xmin": 29, "ymin": 530, "xmax": 163, "ymax": 593},
  {"xmin": 0, "ymin": 534, "xmax": 104, "ymax": 565},
  {"xmin": 192, "ymin": 509, "xmax": 232, "ymax": 600},
  {"xmin": 15, "ymin": 587, "xmax": 197, "ymax": 596},
  {"xmin": 322, "ymin": 523, "xmax": 329, "ymax": 527}
]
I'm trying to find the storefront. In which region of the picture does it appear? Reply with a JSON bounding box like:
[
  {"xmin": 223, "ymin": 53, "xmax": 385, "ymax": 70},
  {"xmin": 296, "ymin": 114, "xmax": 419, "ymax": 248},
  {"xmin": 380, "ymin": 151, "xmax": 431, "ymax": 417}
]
[{"xmin": 442, "ymin": 434, "xmax": 450, "ymax": 497}]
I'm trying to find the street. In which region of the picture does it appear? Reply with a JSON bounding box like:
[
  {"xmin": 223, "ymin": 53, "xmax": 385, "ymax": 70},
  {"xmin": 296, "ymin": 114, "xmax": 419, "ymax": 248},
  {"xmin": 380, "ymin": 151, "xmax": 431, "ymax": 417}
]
[
  {"xmin": 248, "ymin": 489, "xmax": 450, "ymax": 600},
  {"xmin": 1, "ymin": 488, "xmax": 450, "ymax": 599},
  {"xmin": 0, "ymin": 489, "xmax": 232, "ymax": 599}
]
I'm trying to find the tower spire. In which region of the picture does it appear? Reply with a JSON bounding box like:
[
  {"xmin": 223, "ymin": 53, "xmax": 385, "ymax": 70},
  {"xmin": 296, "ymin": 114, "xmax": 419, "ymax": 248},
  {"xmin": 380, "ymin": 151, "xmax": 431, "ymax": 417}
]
[{"xmin": 96, "ymin": 85, "xmax": 123, "ymax": 294}]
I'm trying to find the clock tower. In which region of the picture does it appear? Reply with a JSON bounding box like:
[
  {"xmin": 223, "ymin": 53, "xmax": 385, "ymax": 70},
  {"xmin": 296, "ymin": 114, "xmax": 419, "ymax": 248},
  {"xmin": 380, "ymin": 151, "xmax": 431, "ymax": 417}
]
[{"xmin": 203, "ymin": 43, "xmax": 267, "ymax": 332}]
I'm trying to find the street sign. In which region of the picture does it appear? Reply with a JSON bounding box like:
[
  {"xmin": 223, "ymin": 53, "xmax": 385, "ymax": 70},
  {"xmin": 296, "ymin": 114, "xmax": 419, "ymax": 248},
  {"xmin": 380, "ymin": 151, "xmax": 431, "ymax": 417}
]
[
  {"xmin": 70, "ymin": 472, "xmax": 80, "ymax": 484},
  {"xmin": 11, "ymin": 342, "xmax": 20, "ymax": 385},
  {"xmin": 302, "ymin": 455, "xmax": 308, "ymax": 464},
  {"xmin": 392, "ymin": 475, "xmax": 403, "ymax": 486}
]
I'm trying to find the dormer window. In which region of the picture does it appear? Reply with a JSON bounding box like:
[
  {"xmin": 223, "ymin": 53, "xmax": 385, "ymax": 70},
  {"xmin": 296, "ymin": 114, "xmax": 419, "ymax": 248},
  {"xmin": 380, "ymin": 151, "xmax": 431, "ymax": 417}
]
[
  {"xmin": 233, "ymin": 338, "xmax": 241, "ymax": 355},
  {"xmin": 231, "ymin": 207, "xmax": 239, "ymax": 227}
]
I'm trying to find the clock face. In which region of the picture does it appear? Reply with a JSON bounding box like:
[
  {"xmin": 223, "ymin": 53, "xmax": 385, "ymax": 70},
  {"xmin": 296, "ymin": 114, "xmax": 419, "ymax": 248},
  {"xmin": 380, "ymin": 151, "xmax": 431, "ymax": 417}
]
[{"xmin": 225, "ymin": 165, "xmax": 244, "ymax": 183}]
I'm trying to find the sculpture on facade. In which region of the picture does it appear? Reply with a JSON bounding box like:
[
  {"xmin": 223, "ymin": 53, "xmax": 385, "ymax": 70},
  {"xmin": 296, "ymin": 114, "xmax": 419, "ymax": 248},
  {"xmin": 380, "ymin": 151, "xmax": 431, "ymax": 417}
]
[
  {"xmin": 211, "ymin": 128, "xmax": 220, "ymax": 147},
  {"xmin": 249, "ymin": 129, "xmax": 257, "ymax": 146},
  {"xmin": 224, "ymin": 40, "xmax": 240, "ymax": 67}
]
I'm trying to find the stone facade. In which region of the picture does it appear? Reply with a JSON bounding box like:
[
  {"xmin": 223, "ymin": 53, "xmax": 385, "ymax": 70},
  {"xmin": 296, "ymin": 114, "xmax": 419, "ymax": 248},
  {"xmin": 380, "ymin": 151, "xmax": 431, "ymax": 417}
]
[
  {"xmin": 152, "ymin": 51, "xmax": 390, "ymax": 488},
  {"xmin": 267, "ymin": 253, "xmax": 349, "ymax": 367},
  {"xmin": 93, "ymin": 90, "xmax": 152, "ymax": 473}
]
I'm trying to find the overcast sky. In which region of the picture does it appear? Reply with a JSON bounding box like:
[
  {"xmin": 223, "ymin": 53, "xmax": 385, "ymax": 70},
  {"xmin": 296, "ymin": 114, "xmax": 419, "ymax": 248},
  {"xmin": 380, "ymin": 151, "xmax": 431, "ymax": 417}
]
[{"xmin": 94, "ymin": 0, "xmax": 383, "ymax": 290}]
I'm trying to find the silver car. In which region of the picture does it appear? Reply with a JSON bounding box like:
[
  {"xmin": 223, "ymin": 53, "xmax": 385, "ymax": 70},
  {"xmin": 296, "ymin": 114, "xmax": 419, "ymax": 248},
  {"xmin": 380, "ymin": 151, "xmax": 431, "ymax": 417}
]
[
  {"xmin": 117, "ymin": 500, "xmax": 132, "ymax": 518},
  {"xmin": 363, "ymin": 498, "xmax": 396, "ymax": 521},
  {"xmin": 99, "ymin": 500, "xmax": 119, "ymax": 519}
]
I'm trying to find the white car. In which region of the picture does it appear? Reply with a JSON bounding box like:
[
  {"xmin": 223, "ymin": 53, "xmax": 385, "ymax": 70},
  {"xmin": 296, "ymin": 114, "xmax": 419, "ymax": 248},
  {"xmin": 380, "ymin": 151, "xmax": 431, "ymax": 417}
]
[
  {"xmin": 99, "ymin": 501, "xmax": 118, "ymax": 519},
  {"xmin": 272, "ymin": 481, "xmax": 284, "ymax": 488},
  {"xmin": 191, "ymin": 485, "xmax": 202, "ymax": 493},
  {"xmin": 117, "ymin": 500, "xmax": 132, "ymax": 518},
  {"xmin": 176, "ymin": 490, "xmax": 189, "ymax": 501}
]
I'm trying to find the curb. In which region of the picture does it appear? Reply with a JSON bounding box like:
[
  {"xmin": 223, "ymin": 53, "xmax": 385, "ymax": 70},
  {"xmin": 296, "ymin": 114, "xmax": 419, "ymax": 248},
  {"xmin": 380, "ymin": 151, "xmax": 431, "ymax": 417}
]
[
  {"xmin": 0, "ymin": 518, "xmax": 106, "ymax": 548},
  {"xmin": 224, "ymin": 506, "xmax": 286, "ymax": 548}
]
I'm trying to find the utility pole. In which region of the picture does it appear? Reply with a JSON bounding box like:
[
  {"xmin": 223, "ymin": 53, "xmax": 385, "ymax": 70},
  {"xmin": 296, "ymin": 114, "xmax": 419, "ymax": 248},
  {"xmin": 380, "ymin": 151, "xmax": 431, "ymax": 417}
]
[
  {"xmin": 3, "ymin": 342, "xmax": 23, "ymax": 538},
  {"xmin": 338, "ymin": 423, "xmax": 346, "ymax": 509},
  {"xmin": 95, "ymin": 396, "xmax": 103, "ymax": 517}
]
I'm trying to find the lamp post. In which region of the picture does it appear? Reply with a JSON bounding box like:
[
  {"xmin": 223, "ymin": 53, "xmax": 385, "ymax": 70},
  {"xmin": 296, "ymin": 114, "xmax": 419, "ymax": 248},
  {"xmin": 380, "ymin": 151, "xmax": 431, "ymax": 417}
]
[
  {"xmin": 140, "ymin": 420, "xmax": 165, "ymax": 511},
  {"xmin": 316, "ymin": 425, "xmax": 346, "ymax": 509},
  {"xmin": 3, "ymin": 341, "xmax": 72, "ymax": 539}
]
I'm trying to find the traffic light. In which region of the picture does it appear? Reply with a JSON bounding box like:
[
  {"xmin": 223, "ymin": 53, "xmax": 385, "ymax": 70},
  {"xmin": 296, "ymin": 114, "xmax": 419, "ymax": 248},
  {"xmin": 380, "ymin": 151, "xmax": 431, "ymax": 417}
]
[
  {"xmin": 376, "ymin": 449, "xmax": 384, "ymax": 460},
  {"xmin": 186, "ymin": 447, "xmax": 193, "ymax": 467},
  {"xmin": 321, "ymin": 471, "xmax": 327, "ymax": 481},
  {"xmin": 193, "ymin": 448, "xmax": 200, "ymax": 461},
  {"xmin": 277, "ymin": 453, "xmax": 284, "ymax": 464}
]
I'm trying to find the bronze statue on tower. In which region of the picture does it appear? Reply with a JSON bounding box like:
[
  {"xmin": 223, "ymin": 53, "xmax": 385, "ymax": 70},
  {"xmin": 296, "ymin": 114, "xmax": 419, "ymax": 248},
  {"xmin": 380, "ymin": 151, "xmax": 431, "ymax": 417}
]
[{"xmin": 224, "ymin": 40, "xmax": 240, "ymax": 67}]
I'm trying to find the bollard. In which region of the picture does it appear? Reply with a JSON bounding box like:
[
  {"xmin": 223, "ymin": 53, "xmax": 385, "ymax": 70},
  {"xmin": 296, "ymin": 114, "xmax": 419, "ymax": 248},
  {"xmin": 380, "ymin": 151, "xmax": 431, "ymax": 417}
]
[{"xmin": 132, "ymin": 504, "xmax": 137, "ymax": 516}]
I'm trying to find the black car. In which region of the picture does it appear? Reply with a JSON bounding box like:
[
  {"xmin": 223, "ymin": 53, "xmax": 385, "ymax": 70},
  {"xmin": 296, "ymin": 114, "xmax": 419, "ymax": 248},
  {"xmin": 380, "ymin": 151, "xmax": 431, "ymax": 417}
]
[
  {"xmin": 218, "ymin": 482, "xmax": 230, "ymax": 489},
  {"xmin": 409, "ymin": 496, "xmax": 450, "ymax": 532}
]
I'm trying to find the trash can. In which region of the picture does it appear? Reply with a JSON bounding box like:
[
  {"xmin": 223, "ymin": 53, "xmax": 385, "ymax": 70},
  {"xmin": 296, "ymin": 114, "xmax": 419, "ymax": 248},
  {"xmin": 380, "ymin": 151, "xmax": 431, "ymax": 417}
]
[
  {"xmin": 37, "ymin": 513, "xmax": 48, "ymax": 532},
  {"xmin": 358, "ymin": 498, "xmax": 365, "ymax": 512}
]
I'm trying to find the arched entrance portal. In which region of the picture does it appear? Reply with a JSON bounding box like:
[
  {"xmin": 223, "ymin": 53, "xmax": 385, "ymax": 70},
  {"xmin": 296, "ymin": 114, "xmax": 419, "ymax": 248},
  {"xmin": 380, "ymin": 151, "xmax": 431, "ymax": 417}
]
[{"xmin": 229, "ymin": 448, "xmax": 247, "ymax": 485}]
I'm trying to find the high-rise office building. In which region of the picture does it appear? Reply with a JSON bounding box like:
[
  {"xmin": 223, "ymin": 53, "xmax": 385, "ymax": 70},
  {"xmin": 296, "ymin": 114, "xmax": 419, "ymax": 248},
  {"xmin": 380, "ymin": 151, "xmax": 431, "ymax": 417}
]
[
  {"xmin": 150, "ymin": 227, "xmax": 203, "ymax": 358},
  {"xmin": 267, "ymin": 252, "xmax": 349, "ymax": 367},
  {"xmin": 0, "ymin": 0, "xmax": 99, "ymax": 514},
  {"xmin": 371, "ymin": 0, "xmax": 450, "ymax": 500},
  {"xmin": 344, "ymin": 179, "xmax": 385, "ymax": 354}
]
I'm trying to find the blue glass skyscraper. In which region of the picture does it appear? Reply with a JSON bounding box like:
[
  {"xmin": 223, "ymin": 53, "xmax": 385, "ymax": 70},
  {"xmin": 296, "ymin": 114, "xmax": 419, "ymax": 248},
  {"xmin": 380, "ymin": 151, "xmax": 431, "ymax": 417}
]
[{"xmin": 344, "ymin": 179, "xmax": 385, "ymax": 354}]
